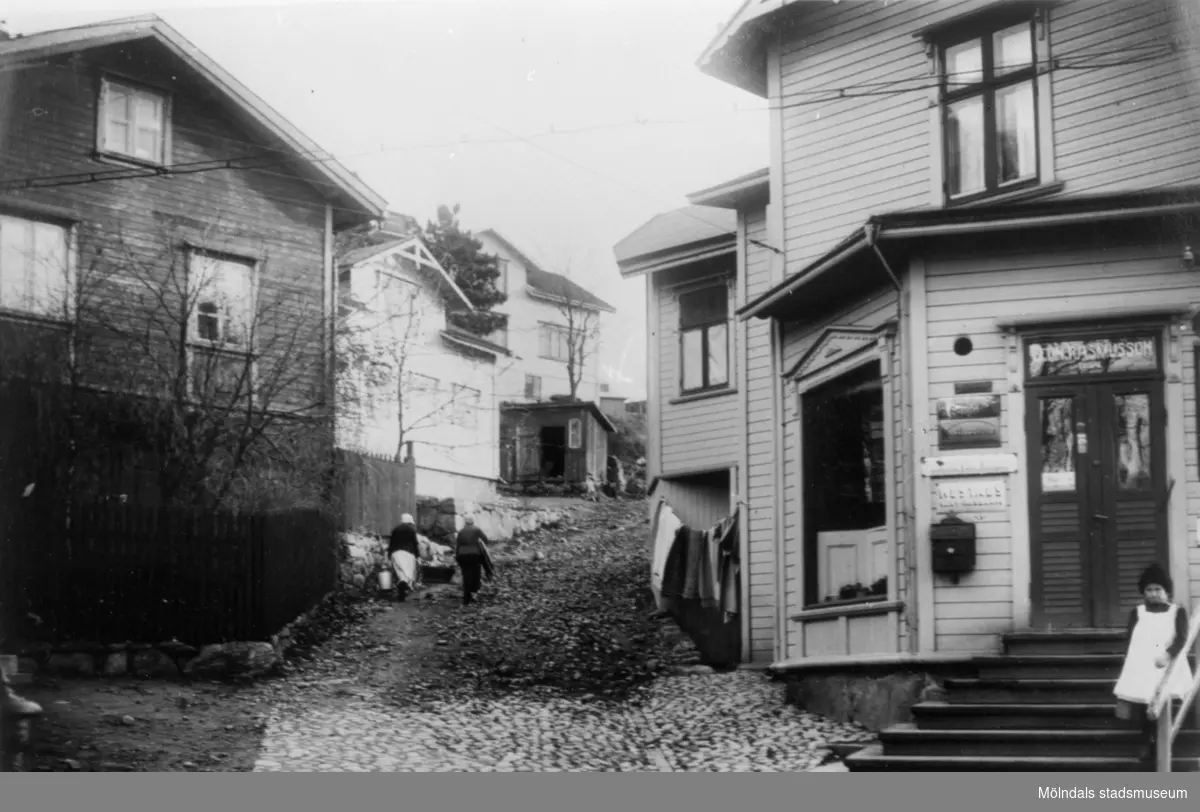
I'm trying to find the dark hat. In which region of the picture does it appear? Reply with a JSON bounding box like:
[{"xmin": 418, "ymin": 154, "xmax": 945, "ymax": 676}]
[{"xmin": 1138, "ymin": 563, "xmax": 1172, "ymax": 595}]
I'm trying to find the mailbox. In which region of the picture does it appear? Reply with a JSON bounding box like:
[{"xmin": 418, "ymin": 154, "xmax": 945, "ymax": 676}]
[{"xmin": 931, "ymin": 518, "xmax": 976, "ymax": 578}]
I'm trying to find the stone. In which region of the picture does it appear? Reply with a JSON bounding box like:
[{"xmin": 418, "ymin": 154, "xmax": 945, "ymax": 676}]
[
  {"xmin": 121, "ymin": 715, "xmax": 136, "ymax": 726},
  {"xmin": 436, "ymin": 513, "xmax": 458, "ymax": 535},
  {"xmin": 102, "ymin": 652, "xmax": 128, "ymax": 677},
  {"xmin": 52, "ymin": 639, "xmax": 106, "ymax": 654},
  {"xmin": 157, "ymin": 640, "xmax": 199, "ymax": 659},
  {"xmin": 183, "ymin": 641, "xmax": 282, "ymax": 680},
  {"xmin": 46, "ymin": 652, "xmax": 96, "ymax": 677},
  {"xmin": 133, "ymin": 648, "xmax": 179, "ymax": 678}
]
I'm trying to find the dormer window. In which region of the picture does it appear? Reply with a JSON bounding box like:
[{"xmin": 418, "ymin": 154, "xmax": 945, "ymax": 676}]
[
  {"xmin": 98, "ymin": 77, "xmax": 170, "ymax": 165},
  {"xmin": 939, "ymin": 16, "xmax": 1039, "ymax": 203}
]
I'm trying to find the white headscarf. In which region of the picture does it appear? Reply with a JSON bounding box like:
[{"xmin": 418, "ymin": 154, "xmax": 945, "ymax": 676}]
[{"xmin": 400, "ymin": 513, "xmax": 415, "ymax": 525}]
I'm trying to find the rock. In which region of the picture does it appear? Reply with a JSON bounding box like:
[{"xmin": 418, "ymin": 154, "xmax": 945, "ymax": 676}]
[
  {"xmin": 436, "ymin": 513, "xmax": 458, "ymax": 535},
  {"xmin": 121, "ymin": 714, "xmax": 136, "ymax": 726},
  {"xmin": 183, "ymin": 641, "xmax": 282, "ymax": 680},
  {"xmin": 157, "ymin": 640, "xmax": 199, "ymax": 659},
  {"xmin": 102, "ymin": 652, "xmax": 128, "ymax": 677},
  {"xmin": 438, "ymin": 498, "xmax": 456, "ymax": 514},
  {"xmin": 62, "ymin": 758, "xmax": 82, "ymax": 771},
  {"xmin": 133, "ymin": 648, "xmax": 179, "ymax": 678},
  {"xmin": 46, "ymin": 652, "xmax": 96, "ymax": 677}
]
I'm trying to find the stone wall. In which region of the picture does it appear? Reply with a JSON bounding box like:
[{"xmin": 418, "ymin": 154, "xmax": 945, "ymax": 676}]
[
  {"xmin": 779, "ymin": 665, "xmax": 971, "ymax": 731},
  {"xmin": 417, "ymin": 495, "xmax": 569, "ymax": 544},
  {"xmin": 13, "ymin": 639, "xmax": 282, "ymax": 682}
]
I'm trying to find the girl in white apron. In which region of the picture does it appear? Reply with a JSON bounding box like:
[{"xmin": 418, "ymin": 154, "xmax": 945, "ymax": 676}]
[{"xmin": 1113, "ymin": 563, "xmax": 1193, "ymax": 756}]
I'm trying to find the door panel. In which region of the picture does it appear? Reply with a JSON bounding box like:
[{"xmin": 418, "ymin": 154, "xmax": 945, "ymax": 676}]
[{"xmin": 1029, "ymin": 390, "xmax": 1093, "ymax": 628}]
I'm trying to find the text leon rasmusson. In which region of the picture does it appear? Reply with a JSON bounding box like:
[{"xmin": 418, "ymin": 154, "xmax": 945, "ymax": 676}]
[{"xmin": 1039, "ymin": 787, "xmax": 1188, "ymax": 800}]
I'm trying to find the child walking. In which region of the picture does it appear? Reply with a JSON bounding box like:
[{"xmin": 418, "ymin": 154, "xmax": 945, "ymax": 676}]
[{"xmin": 1113, "ymin": 563, "xmax": 1193, "ymax": 758}]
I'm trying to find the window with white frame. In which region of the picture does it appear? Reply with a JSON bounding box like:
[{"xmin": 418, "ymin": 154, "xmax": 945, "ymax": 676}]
[
  {"xmin": 189, "ymin": 251, "xmax": 254, "ymax": 347},
  {"xmin": 0, "ymin": 213, "xmax": 73, "ymax": 319},
  {"xmin": 938, "ymin": 15, "xmax": 1039, "ymax": 203},
  {"xmin": 98, "ymin": 77, "xmax": 169, "ymax": 165},
  {"xmin": 495, "ymin": 258, "xmax": 509, "ymax": 296},
  {"xmin": 568, "ymin": 418, "xmax": 582, "ymax": 450},
  {"xmin": 524, "ymin": 373, "xmax": 542, "ymax": 400},
  {"xmin": 678, "ymin": 283, "xmax": 729, "ymax": 394},
  {"xmin": 539, "ymin": 322, "xmax": 570, "ymax": 362}
]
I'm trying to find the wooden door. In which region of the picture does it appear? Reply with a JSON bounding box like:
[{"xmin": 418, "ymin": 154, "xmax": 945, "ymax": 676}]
[{"xmin": 1027, "ymin": 379, "xmax": 1167, "ymax": 628}]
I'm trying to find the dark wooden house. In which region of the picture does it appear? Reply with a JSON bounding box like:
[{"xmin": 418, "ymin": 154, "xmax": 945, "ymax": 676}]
[{"xmin": 499, "ymin": 399, "xmax": 615, "ymax": 488}]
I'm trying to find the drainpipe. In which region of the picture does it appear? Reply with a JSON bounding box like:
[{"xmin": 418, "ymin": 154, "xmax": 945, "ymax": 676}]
[{"xmin": 864, "ymin": 222, "xmax": 917, "ymax": 652}]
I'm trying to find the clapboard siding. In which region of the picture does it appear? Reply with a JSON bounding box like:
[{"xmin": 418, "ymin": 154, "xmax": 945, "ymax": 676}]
[
  {"xmin": 775, "ymin": 0, "xmax": 1200, "ymax": 271},
  {"xmin": 654, "ymin": 268, "xmax": 740, "ymax": 476},
  {"xmin": 654, "ymin": 475, "xmax": 731, "ymax": 531},
  {"xmin": 742, "ymin": 208, "xmax": 780, "ymax": 660},
  {"xmin": 924, "ymin": 227, "xmax": 1196, "ymax": 651}
]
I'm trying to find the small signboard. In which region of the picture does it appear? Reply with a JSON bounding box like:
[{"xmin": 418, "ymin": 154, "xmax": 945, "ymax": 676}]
[
  {"xmin": 935, "ymin": 478, "xmax": 1008, "ymax": 513},
  {"xmin": 921, "ymin": 453, "xmax": 1019, "ymax": 478},
  {"xmin": 936, "ymin": 394, "xmax": 1002, "ymax": 450}
]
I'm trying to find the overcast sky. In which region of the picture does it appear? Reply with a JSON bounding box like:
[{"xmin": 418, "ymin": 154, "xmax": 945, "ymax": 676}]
[{"xmin": 4, "ymin": 0, "xmax": 769, "ymax": 399}]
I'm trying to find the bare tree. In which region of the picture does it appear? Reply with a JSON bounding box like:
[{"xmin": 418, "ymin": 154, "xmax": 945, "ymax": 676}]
[
  {"xmin": 1, "ymin": 213, "xmax": 340, "ymax": 512},
  {"xmin": 551, "ymin": 266, "xmax": 602, "ymax": 401}
]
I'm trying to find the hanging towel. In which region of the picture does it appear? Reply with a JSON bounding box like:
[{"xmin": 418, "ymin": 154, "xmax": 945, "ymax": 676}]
[
  {"xmin": 717, "ymin": 512, "xmax": 740, "ymax": 620},
  {"xmin": 702, "ymin": 510, "xmax": 738, "ymax": 610},
  {"xmin": 650, "ymin": 502, "xmax": 683, "ymax": 611},
  {"xmin": 681, "ymin": 528, "xmax": 707, "ymax": 601},
  {"xmin": 661, "ymin": 525, "xmax": 691, "ymax": 600}
]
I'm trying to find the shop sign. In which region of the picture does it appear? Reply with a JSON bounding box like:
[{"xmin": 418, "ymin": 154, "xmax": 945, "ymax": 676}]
[
  {"xmin": 1027, "ymin": 336, "xmax": 1158, "ymax": 378},
  {"xmin": 935, "ymin": 478, "xmax": 1008, "ymax": 512},
  {"xmin": 921, "ymin": 453, "xmax": 1019, "ymax": 478}
]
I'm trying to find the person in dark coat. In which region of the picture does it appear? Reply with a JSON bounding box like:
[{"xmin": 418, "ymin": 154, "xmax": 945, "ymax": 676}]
[
  {"xmin": 387, "ymin": 514, "xmax": 421, "ymax": 601},
  {"xmin": 454, "ymin": 515, "xmax": 493, "ymax": 606}
]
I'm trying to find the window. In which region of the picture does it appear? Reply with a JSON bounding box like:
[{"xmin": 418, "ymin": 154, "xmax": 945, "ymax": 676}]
[
  {"xmin": 190, "ymin": 346, "xmax": 254, "ymax": 402},
  {"xmin": 939, "ymin": 17, "xmax": 1039, "ymax": 202},
  {"xmin": 524, "ymin": 373, "xmax": 542, "ymax": 400},
  {"xmin": 600, "ymin": 383, "xmax": 610, "ymax": 394},
  {"xmin": 189, "ymin": 251, "xmax": 254, "ymax": 347},
  {"xmin": 678, "ymin": 283, "xmax": 729, "ymax": 394},
  {"xmin": 568, "ymin": 418, "xmax": 582, "ymax": 449},
  {"xmin": 0, "ymin": 214, "xmax": 72, "ymax": 318},
  {"xmin": 98, "ymin": 77, "xmax": 169, "ymax": 165},
  {"xmin": 539, "ymin": 322, "xmax": 570, "ymax": 361}
]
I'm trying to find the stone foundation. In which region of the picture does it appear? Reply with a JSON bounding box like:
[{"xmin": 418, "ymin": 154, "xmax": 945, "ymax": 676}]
[
  {"xmin": 779, "ymin": 665, "xmax": 970, "ymax": 731},
  {"xmin": 12, "ymin": 638, "xmax": 282, "ymax": 682}
]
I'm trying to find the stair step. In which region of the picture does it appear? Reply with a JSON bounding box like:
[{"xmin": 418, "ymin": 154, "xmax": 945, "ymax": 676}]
[
  {"xmin": 879, "ymin": 724, "xmax": 1200, "ymax": 758},
  {"xmin": 974, "ymin": 654, "xmax": 1124, "ymax": 679},
  {"xmin": 912, "ymin": 701, "xmax": 1135, "ymax": 730},
  {"xmin": 944, "ymin": 677, "xmax": 1116, "ymax": 704},
  {"xmin": 1003, "ymin": 629, "xmax": 1129, "ymax": 656},
  {"xmin": 845, "ymin": 743, "xmax": 1144, "ymax": 772}
]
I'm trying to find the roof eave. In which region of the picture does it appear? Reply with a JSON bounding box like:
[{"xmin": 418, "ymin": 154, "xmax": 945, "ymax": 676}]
[
  {"xmin": 686, "ymin": 168, "xmax": 770, "ymax": 210},
  {"xmin": 1, "ymin": 19, "xmax": 387, "ymax": 224},
  {"xmin": 616, "ymin": 236, "xmax": 737, "ymax": 278},
  {"xmin": 695, "ymin": 0, "xmax": 778, "ymax": 98},
  {"xmin": 525, "ymin": 286, "xmax": 616, "ymax": 314}
]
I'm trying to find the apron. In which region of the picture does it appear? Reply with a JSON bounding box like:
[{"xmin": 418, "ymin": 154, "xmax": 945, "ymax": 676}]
[
  {"xmin": 389, "ymin": 550, "xmax": 418, "ymax": 588},
  {"xmin": 1113, "ymin": 604, "xmax": 1194, "ymax": 705}
]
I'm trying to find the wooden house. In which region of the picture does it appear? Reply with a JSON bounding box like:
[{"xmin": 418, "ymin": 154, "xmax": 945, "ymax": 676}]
[{"xmin": 622, "ymin": 0, "xmax": 1200, "ymax": 768}]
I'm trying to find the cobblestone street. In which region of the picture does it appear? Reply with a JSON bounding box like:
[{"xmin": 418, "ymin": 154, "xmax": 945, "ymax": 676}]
[{"xmin": 253, "ymin": 670, "xmax": 873, "ymax": 772}]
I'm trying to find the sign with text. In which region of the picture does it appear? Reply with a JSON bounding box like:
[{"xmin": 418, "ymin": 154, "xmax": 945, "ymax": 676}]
[
  {"xmin": 1027, "ymin": 336, "xmax": 1158, "ymax": 379},
  {"xmin": 921, "ymin": 453, "xmax": 1019, "ymax": 478},
  {"xmin": 935, "ymin": 478, "xmax": 1008, "ymax": 512},
  {"xmin": 936, "ymin": 394, "xmax": 1002, "ymax": 450}
]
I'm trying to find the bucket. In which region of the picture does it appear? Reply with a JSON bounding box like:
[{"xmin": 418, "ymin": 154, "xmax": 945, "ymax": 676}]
[{"xmin": 378, "ymin": 568, "xmax": 393, "ymax": 591}]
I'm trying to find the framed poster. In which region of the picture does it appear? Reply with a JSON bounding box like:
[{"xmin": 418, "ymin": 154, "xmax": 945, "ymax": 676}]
[{"xmin": 936, "ymin": 394, "xmax": 1002, "ymax": 450}]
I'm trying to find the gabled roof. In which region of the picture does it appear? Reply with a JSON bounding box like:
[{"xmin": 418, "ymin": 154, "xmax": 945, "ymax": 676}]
[
  {"xmin": 500, "ymin": 399, "xmax": 618, "ymax": 434},
  {"xmin": 478, "ymin": 229, "xmax": 616, "ymax": 313},
  {"xmin": 696, "ymin": 0, "xmax": 780, "ymax": 97},
  {"xmin": 339, "ymin": 236, "xmax": 473, "ymax": 311},
  {"xmin": 0, "ymin": 15, "xmax": 387, "ymax": 226},
  {"xmin": 614, "ymin": 205, "xmax": 737, "ymax": 277}
]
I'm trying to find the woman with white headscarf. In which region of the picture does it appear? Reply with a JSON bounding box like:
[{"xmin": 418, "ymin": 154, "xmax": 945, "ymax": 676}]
[{"xmin": 387, "ymin": 514, "xmax": 421, "ymax": 601}]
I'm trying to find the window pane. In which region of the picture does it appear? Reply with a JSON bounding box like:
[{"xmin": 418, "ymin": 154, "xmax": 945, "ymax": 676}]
[
  {"xmin": 135, "ymin": 127, "xmax": 161, "ymax": 162},
  {"xmin": 682, "ymin": 328, "xmax": 704, "ymax": 390},
  {"xmin": 539, "ymin": 325, "xmax": 551, "ymax": 357},
  {"xmin": 0, "ymin": 217, "xmax": 30, "ymax": 308},
  {"xmin": 1114, "ymin": 393, "xmax": 1152, "ymax": 491},
  {"xmin": 945, "ymin": 38, "xmax": 983, "ymax": 87},
  {"xmin": 32, "ymin": 221, "xmax": 68, "ymax": 315},
  {"xmin": 993, "ymin": 22, "xmax": 1033, "ymax": 77},
  {"xmin": 946, "ymin": 95, "xmax": 985, "ymax": 197},
  {"xmin": 679, "ymin": 285, "xmax": 727, "ymax": 329},
  {"xmin": 996, "ymin": 81, "xmax": 1037, "ymax": 184},
  {"xmin": 105, "ymin": 120, "xmax": 130, "ymax": 154},
  {"xmin": 707, "ymin": 323, "xmax": 729, "ymax": 387},
  {"xmin": 1039, "ymin": 397, "xmax": 1076, "ymax": 493}
]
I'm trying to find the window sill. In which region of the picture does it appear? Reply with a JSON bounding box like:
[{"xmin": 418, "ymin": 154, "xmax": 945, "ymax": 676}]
[
  {"xmin": 93, "ymin": 150, "xmax": 170, "ymax": 173},
  {"xmin": 949, "ymin": 180, "xmax": 1065, "ymax": 209},
  {"xmin": 793, "ymin": 597, "xmax": 901, "ymax": 621},
  {"xmin": 669, "ymin": 387, "xmax": 737, "ymax": 405}
]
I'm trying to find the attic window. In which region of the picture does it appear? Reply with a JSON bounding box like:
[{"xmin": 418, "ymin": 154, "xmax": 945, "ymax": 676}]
[{"xmin": 98, "ymin": 77, "xmax": 170, "ymax": 166}]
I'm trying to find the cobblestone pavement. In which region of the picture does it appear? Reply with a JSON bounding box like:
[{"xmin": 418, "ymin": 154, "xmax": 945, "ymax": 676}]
[{"xmin": 253, "ymin": 670, "xmax": 874, "ymax": 772}]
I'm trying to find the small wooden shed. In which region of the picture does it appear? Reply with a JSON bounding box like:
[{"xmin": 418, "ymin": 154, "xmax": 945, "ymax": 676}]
[{"xmin": 500, "ymin": 399, "xmax": 616, "ymax": 487}]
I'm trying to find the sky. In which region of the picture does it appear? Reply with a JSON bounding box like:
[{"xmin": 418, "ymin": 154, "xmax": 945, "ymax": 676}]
[{"xmin": 3, "ymin": 0, "xmax": 769, "ymax": 400}]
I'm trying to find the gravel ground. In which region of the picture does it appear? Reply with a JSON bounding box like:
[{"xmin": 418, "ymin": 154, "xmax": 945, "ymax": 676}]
[{"xmin": 253, "ymin": 670, "xmax": 874, "ymax": 772}]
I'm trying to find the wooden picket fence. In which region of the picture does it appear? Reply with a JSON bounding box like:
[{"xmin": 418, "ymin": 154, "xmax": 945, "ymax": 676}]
[{"xmin": 334, "ymin": 446, "xmax": 416, "ymax": 536}]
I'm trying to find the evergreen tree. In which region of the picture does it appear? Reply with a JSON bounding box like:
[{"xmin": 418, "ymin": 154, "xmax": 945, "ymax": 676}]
[{"xmin": 423, "ymin": 204, "xmax": 508, "ymax": 336}]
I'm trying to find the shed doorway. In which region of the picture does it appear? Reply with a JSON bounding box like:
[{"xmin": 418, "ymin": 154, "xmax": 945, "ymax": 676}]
[{"xmin": 540, "ymin": 425, "xmax": 566, "ymax": 479}]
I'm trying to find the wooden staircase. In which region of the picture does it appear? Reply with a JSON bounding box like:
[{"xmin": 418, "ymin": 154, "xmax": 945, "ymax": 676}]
[{"xmin": 846, "ymin": 630, "xmax": 1200, "ymax": 771}]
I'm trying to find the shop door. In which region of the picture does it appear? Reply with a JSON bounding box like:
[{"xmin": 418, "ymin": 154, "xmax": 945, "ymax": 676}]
[{"xmin": 1027, "ymin": 351, "xmax": 1167, "ymax": 628}]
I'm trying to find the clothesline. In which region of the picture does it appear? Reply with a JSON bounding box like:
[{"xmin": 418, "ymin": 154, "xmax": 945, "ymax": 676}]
[{"xmin": 649, "ymin": 497, "xmax": 741, "ymax": 622}]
